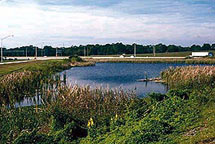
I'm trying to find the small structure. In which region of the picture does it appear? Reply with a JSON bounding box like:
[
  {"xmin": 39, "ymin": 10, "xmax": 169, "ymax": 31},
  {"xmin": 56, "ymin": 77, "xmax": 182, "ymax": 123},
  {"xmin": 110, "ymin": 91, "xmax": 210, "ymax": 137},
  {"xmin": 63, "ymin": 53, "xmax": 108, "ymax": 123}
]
[
  {"xmin": 119, "ymin": 55, "xmax": 125, "ymax": 58},
  {"xmin": 119, "ymin": 54, "xmax": 126, "ymax": 58},
  {"xmin": 130, "ymin": 55, "xmax": 135, "ymax": 58},
  {"xmin": 191, "ymin": 52, "xmax": 213, "ymax": 57}
]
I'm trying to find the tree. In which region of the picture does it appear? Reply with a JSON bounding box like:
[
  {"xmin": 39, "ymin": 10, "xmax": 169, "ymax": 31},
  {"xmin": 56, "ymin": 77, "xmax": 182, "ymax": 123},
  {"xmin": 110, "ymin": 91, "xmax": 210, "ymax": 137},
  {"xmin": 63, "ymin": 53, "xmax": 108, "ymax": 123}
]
[
  {"xmin": 212, "ymin": 44, "xmax": 215, "ymax": 50},
  {"xmin": 202, "ymin": 43, "xmax": 211, "ymax": 50},
  {"xmin": 167, "ymin": 45, "xmax": 179, "ymax": 52},
  {"xmin": 191, "ymin": 45, "xmax": 201, "ymax": 51}
]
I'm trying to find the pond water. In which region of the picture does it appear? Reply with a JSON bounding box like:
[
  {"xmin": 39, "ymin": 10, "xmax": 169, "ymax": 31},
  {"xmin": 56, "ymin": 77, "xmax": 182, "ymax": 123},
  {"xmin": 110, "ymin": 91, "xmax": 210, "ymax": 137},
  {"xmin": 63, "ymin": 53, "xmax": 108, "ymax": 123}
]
[
  {"xmin": 60, "ymin": 63, "xmax": 203, "ymax": 97},
  {"xmin": 14, "ymin": 62, "xmax": 212, "ymax": 107}
]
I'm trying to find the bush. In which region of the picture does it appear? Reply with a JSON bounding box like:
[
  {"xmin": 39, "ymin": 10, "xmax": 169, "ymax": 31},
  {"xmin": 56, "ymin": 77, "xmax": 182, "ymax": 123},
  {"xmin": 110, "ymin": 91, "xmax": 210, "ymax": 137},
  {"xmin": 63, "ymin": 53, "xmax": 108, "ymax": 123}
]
[
  {"xmin": 148, "ymin": 93, "xmax": 168, "ymax": 101},
  {"xmin": 127, "ymin": 119, "xmax": 172, "ymax": 143},
  {"xmin": 126, "ymin": 98, "xmax": 149, "ymax": 121},
  {"xmin": 69, "ymin": 55, "xmax": 83, "ymax": 62},
  {"xmin": 167, "ymin": 89, "xmax": 190, "ymax": 100},
  {"xmin": 13, "ymin": 129, "xmax": 55, "ymax": 144},
  {"xmin": 52, "ymin": 121, "xmax": 87, "ymax": 142}
]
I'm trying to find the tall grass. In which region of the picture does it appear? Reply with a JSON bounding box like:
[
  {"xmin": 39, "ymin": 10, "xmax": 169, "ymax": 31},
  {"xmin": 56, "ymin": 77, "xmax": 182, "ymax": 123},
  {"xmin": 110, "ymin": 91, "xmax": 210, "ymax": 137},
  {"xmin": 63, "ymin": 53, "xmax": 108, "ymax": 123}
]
[
  {"xmin": 161, "ymin": 66, "xmax": 215, "ymax": 88},
  {"xmin": 0, "ymin": 71, "xmax": 40, "ymax": 105},
  {"xmin": 46, "ymin": 85, "xmax": 135, "ymax": 126},
  {"xmin": 0, "ymin": 60, "xmax": 71, "ymax": 106}
]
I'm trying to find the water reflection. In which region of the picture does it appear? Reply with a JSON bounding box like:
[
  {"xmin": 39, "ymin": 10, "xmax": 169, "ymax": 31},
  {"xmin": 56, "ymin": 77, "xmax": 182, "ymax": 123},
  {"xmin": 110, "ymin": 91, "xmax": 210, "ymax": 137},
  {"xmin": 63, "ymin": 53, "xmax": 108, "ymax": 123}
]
[{"xmin": 60, "ymin": 63, "xmax": 174, "ymax": 97}]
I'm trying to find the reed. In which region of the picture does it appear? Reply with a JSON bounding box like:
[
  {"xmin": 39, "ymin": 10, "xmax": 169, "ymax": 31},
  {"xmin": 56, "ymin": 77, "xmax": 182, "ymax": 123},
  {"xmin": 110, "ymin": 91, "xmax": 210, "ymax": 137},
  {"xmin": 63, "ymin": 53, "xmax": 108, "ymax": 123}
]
[
  {"xmin": 0, "ymin": 71, "xmax": 40, "ymax": 105},
  {"xmin": 46, "ymin": 85, "xmax": 136, "ymax": 125},
  {"xmin": 161, "ymin": 66, "xmax": 215, "ymax": 88},
  {"xmin": 0, "ymin": 60, "xmax": 71, "ymax": 105}
]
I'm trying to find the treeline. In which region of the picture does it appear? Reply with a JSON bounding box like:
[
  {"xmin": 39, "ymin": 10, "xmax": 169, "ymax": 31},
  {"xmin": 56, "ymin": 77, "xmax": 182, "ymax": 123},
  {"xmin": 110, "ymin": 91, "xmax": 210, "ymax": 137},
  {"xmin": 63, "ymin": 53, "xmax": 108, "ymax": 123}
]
[{"xmin": 3, "ymin": 43, "xmax": 215, "ymax": 57}]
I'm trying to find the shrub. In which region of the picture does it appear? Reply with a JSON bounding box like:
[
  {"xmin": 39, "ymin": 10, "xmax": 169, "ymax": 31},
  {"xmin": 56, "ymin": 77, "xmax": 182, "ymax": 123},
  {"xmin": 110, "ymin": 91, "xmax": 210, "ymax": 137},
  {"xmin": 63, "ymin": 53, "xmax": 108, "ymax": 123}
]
[
  {"xmin": 52, "ymin": 121, "xmax": 87, "ymax": 142},
  {"xmin": 167, "ymin": 89, "xmax": 190, "ymax": 100},
  {"xmin": 69, "ymin": 55, "xmax": 83, "ymax": 62},
  {"xmin": 126, "ymin": 98, "xmax": 149, "ymax": 121},
  {"xmin": 148, "ymin": 93, "xmax": 168, "ymax": 101},
  {"xmin": 13, "ymin": 129, "xmax": 55, "ymax": 144}
]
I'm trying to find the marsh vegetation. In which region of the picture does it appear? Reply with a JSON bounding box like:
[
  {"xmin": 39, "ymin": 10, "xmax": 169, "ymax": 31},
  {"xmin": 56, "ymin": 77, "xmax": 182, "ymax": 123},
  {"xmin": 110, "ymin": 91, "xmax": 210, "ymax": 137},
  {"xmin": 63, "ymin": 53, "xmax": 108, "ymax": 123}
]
[{"xmin": 0, "ymin": 58, "xmax": 215, "ymax": 143}]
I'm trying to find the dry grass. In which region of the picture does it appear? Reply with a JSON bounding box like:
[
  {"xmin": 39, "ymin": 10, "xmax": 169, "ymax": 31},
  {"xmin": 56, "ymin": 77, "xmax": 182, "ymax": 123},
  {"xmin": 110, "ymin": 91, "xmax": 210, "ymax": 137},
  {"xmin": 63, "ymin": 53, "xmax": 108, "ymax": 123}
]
[
  {"xmin": 0, "ymin": 71, "xmax": 41, "ymax": 104},
  {"xmin": 46, "ymin": 85, "xmax": 136, "ymax": 124},
  {"xmin": 161, "ymin": 66, "xmax": 215, "ymax": 88}
]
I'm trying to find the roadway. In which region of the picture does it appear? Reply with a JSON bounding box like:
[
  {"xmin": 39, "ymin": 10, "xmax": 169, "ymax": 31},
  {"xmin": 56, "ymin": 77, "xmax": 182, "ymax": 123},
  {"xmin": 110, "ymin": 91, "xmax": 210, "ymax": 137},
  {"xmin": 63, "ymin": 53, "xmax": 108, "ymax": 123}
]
[{"xmin": 81, "ymin": 56, "xmax": 185, "ymax": 59}]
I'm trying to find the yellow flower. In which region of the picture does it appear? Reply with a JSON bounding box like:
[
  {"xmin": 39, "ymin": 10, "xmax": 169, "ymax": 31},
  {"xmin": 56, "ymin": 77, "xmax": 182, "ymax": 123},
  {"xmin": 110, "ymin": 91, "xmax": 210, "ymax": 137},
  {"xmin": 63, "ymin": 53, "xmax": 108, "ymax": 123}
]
[
  {"xmin": 88, "ymin": 118, "xmax": 94, "ymax": 128},
  {"xmin": 90, "ymin": 118, "xmax": 94, "ymax": 126},
  {"xmin": 115, "ymin": 114, "xmax": 118, "ymax": 119},
  {"xmin": 87, "ymin": 121, "xmax": 91, "ymax": 128}
]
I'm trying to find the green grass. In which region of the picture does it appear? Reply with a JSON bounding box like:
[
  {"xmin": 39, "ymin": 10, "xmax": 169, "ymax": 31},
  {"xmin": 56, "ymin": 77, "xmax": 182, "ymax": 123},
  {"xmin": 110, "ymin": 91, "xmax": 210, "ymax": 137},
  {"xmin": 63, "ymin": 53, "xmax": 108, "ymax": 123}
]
[{"xmin": 0, "ymin": 60, "xmax": 68, "ymax": 76}]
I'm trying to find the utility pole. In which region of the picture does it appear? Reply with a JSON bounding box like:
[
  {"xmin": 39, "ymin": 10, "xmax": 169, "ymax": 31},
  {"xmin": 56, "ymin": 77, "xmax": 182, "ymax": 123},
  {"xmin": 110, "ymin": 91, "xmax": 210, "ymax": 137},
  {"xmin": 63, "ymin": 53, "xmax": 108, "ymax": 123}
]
[
  {"xmin": 153, "ymin": 46, "xmax": 156, "ymax": 57},
  {"xmin": 1, "ymin": 35, "xmax": 14, "ymax": 63},
  {"xmin": 56, "ymin": 47, "xmax": 58, "ymax": 57},
  {"xmin": 1, "ymin": 40, "xmax": 3, "ymax": 63},
  {"xmin": 84, "ymin": 47, "xmax": 86, "ymax": 56},
  {"xmin": 35, "ymin": 47, "xmax": 37, "ymax": 59},
  {"xmin": 40, "ymin": 44, "xmax": 42, "ymax": 57},
  {"xmin": 26, "ymin": 47, "xmax": 28, "ymax": 57},
  {"xmin": 134, "ymin": 43, "xmax": 137, "ymax": 57}
]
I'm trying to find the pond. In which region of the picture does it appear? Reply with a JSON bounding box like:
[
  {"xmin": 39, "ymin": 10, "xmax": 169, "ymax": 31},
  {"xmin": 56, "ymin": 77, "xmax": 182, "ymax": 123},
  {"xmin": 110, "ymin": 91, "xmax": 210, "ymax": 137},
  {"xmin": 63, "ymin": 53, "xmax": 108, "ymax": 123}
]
[
  {"xmin": 60, "ymin": 63, "xmax": 202, "ymax": 97},
  {"xmin": 14, "ymin": 62, "xmax": 212, "ymax": 107}
]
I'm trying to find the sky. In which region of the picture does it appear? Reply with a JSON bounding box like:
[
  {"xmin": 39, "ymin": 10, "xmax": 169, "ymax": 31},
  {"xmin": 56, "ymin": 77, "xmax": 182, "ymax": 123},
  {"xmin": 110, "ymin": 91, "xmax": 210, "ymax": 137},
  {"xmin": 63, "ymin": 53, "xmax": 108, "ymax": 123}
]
[{"xmin": 0, "ymin": 0, "xmax": 215, "ymax": 48}]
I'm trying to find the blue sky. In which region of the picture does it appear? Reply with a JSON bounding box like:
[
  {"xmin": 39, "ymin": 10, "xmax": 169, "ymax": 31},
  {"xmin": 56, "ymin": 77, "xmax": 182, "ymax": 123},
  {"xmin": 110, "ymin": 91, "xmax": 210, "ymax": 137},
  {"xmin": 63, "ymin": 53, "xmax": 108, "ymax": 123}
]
[{"xmin": 0, "ymin": 0, "xmax": 215, "ymax": 47}]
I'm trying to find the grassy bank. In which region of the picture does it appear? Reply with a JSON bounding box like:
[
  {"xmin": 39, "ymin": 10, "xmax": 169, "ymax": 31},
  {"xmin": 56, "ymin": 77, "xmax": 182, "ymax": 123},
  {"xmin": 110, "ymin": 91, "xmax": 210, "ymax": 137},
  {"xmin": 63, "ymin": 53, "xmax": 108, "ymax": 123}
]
[
  {"xmin": 2, "ymin": 84, "xmax": 214, "ymax": 143},
  {"xmin": 85, "ymin": 57, "xmax": 215, "ymax": 64},
  {"xmin": 0, "ymin": 60, "xmax": 73, "ymax": 76},
  {"xmin": 0, "ymin": 59, "xmax": 71, "ymax": 105}
]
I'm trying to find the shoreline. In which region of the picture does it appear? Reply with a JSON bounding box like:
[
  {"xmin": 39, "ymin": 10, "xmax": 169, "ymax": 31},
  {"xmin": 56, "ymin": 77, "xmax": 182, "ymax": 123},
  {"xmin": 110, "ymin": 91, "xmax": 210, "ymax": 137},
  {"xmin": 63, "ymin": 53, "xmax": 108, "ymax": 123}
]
[{"xmin": 84, "ymin": 57, "xmax": 215, "ymax": 64}]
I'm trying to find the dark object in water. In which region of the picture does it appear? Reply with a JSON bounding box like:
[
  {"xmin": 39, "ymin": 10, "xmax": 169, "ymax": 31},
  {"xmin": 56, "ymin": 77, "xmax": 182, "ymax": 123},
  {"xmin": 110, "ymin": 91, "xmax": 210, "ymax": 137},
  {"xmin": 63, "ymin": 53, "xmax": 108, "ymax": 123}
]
[{"xmin": 137, "ymin": 77, "xmax": 165, "ymax": 83}]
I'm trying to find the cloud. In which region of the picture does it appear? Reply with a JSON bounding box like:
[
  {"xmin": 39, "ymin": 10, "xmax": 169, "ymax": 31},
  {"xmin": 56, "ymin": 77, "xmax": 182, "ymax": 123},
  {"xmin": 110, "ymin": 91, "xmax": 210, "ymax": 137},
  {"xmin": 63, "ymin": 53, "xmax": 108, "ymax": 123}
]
[{"xmin": 0, "ymin": 0, "xmax": 214, "ymax": 47}]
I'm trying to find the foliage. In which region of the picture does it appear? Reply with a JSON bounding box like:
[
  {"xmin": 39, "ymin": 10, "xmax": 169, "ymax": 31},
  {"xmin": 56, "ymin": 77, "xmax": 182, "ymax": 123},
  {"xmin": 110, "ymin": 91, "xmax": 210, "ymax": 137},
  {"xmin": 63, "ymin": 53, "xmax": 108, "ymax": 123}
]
[
  {"xmin": 68, "ymin": 55, "xmax": 83, "ymax": 62},
  {"xmin": 13, "ymin": 129, "xmax": 54, "ymax": 144}
]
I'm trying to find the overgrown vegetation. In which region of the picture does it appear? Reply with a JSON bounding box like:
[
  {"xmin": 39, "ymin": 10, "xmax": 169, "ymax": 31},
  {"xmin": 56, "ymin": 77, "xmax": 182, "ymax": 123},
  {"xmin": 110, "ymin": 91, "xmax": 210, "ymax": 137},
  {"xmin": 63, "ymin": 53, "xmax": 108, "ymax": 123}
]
[
  {"xmin": 86, "ymin": 57, "xmax": 215, "ymax": 64},
  {"xmin": 0, "ymin": 60, "xmax": 71, "ymax": 106},
  {"xmin": 161, "ymin": 66, "xmax": 215, "ymax": 88},
  {"xmin": 0, "ymin": 62, "xmax": 215, "ymax": 143}
]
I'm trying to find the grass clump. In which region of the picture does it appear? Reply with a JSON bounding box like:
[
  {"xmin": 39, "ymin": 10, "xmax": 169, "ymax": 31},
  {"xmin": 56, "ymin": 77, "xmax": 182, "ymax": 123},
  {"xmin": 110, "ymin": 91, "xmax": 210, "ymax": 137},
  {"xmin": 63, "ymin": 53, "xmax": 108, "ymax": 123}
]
[{"xmin": 161, "ymin": 66, "xmax": 215, "ymax": 89}]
